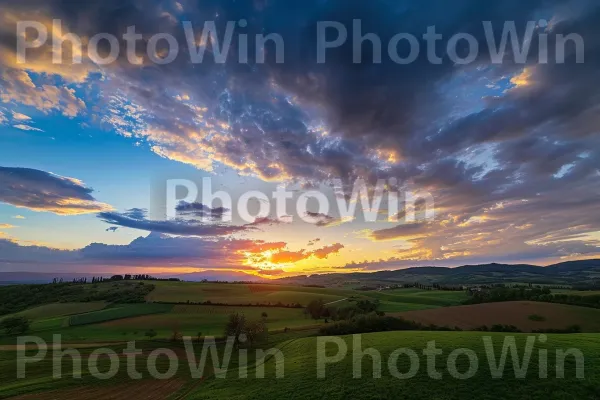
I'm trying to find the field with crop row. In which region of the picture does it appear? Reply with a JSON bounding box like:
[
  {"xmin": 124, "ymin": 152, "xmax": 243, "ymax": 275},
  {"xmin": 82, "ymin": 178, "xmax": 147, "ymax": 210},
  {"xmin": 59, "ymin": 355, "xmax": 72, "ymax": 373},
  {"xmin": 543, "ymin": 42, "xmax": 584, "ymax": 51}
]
[{"xmin": 69, "ymin": 304, "xmax": 173, "ymax": 326}]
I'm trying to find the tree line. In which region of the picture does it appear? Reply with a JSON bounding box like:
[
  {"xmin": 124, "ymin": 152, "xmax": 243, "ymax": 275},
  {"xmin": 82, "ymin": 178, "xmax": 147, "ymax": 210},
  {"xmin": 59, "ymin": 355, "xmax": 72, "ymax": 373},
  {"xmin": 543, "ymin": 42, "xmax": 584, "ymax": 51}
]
[
  {"xmin": 464, "ymin": 286, "xmax": 600, "ymax": 309},
  {"xmin": 0, "ymin": 282, "xmax": 155, "ymax": 317}
]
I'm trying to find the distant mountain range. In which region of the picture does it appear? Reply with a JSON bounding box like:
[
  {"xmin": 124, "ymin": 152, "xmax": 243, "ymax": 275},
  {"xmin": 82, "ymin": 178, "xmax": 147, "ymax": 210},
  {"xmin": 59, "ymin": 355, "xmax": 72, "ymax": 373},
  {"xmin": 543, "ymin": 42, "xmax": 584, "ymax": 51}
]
[
  {"xmin": 1, "ymin": 259, "xmax": 599, "ymax": 285},
  {"xmin": 277, "ymin": 259, "xmax": 600, "ymax": 286}
]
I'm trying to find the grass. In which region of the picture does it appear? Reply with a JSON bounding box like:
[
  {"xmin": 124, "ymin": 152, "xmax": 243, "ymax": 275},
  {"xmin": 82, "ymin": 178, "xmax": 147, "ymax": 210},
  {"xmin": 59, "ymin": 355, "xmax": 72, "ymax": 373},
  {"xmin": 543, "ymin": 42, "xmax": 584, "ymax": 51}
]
[
  {"xmin": 0, "ymin": 342, "xmax": 193, "ymax": 399},
  {"xmin": 146, "ymin": 282, "xmax": 466, "ymax": 313},
  {"xmin": 552, "ymin": 289, "xmax": 600, "ymax": 296},
  {"xmin": 11, "ymin": 302, "xmax": 108, "ymax": 320},
  {"xmin": 68, "ymin": 303, "xmax": 173, "ymax": 326},
  {"xmin": 2, "ymin": 305, "xmax": 316, "ymax": 343},
  {"xmin": 3, "ymin": 331, "xmax": 598, "ymax": 399},
  {"xmin": 146, "ymin": 282, "xmax": 350, "ymax": 305},
  {"xmin": 188, "ymin": 331, "xmax": 600, "ymax": 399},
  {"xmin": 97, "ymin": 305, "xmax": 314, "ymax": 338},
  {"xmin": 30, "ymin": 317, "xmax": 68, "ymax": 331},
  {"xmin": 0, "ymin": 302, "xmax": 108, "ymax": 335}
]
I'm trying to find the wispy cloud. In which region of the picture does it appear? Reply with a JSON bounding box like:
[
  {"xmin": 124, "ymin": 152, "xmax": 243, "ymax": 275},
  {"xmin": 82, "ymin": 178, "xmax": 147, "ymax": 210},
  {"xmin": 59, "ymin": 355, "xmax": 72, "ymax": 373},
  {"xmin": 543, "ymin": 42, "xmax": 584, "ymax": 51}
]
[
  {"xmin": 11, "ymin": 112, "xmax": 31, "ymax": 121},
  {"xmin": 13, "ymin": 124, "xmax": 43, "ymax": 132}
]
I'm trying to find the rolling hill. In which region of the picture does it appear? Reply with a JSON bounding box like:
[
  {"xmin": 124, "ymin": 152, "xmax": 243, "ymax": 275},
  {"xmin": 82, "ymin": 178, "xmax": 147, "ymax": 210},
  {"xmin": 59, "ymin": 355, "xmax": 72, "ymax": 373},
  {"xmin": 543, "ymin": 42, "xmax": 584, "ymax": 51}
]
[{"xmin": 278, "ymin": 259, "xmax": 600, "ymax": 286}]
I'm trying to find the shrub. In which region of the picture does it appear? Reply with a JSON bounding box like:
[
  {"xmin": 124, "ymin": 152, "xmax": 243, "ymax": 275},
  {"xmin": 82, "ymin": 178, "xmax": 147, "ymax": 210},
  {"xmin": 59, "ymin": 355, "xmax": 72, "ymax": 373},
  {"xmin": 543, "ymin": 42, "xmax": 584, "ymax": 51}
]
[
  {"xmin": 533, "ymin": 325, "xmax": 582, "ymax": 334},
  {"xmin": 319, "ymin": 315, "xmax": 422, "ymax": 335},
  {"xmin": 0, "ymin": 316, "xmax": 30, "ymax": 336},
  {"xmin": 145, "ymin": 329, "xmax": 157, "ymax": 339}
]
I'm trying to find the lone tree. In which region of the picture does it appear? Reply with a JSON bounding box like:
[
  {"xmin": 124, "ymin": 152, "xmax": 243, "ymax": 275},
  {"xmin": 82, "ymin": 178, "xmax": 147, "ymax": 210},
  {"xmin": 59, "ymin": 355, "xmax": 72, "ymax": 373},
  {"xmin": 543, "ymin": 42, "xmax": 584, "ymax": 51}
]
[
  {"xmin": 244, "ymin": 319, "xmax": 268, "ymax": 347},
  {"xmin": 224, "ymin": 313, "xmax": 268, "ymax": 348},
  {"xmin": 171, "ymin": 323, "xmax": 183, "ymax": 342},
  {"xmin": 0, "ymin": 316, "xmax": 30, "ymax": 336},
  {"xmin": 225, "ymin": 312, "xmax": 246, "ymax": 346},
  {"xmin": 306, "ymin": 299, "xmax": 326, "ymax": 320}
]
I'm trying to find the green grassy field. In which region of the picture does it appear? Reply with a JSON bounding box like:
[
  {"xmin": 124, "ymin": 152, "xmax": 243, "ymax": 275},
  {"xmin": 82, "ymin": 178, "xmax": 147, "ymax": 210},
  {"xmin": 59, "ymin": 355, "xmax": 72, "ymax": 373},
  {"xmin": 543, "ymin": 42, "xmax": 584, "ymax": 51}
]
[
  {"xmin": 11, "ymin": 302, "xmax": 108, "ymax": 320},
  {"xmin": 6, "ymin": 303, "xmax": 314, "ymax": 342},
  {"xmin": 2, "ymin": 331, "xmax": 597, "ymax": 399},
  {"xmin": 146, "ymin": 282, "xmax": 350, "ymax": 305},
  {"xmin": 189, "ymin": 331, "xmax": 600, "ymax": 399},
  {"xmin": 68, "ymin": 303, "xmax": 173, "ymax": 326},
  {"xmin": 146, "ymin": 281, "xmax": 465, "ymax": 311},
  {"xmin": 91, "ymin": 305, "xmax": 314, "ymax": 338}
]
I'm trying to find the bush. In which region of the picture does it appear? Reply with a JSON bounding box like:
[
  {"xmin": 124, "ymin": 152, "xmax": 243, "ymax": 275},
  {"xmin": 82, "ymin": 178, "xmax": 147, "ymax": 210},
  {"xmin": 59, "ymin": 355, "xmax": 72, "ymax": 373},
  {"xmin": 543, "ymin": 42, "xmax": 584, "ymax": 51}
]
[
  {"xmin": 145, "ymin": 329, "xmax": 157, "ymax": 339},
  {"xmin": 319, "ymin": 315, "xmax": 422, "ymax": 335},
  {"xmin": 476, "ymin": 324, "xmax": 522, "ymax": 333},
  {"xmin": 533, "ymin": 325, "xmax": 582, "ymax": 334},
  {"xmin": 224, "ymin": 312, "xmax": 267, "ymax": 347},
  {"xmin": 0, "ymin": 316, "xmax": 30, "ymax": 336}
]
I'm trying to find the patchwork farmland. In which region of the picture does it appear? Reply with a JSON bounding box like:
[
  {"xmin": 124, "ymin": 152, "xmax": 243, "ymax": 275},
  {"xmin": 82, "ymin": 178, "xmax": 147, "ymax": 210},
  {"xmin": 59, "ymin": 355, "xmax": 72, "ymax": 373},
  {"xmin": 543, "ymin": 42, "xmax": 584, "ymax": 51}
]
[{"xmin": 0, "ymin": 280, "xmax": 599, "ymax": 399}]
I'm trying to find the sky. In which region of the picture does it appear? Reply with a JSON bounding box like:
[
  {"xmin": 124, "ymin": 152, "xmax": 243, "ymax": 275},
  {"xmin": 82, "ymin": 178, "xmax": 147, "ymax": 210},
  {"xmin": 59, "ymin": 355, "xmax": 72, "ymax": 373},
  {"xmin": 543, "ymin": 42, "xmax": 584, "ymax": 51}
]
[{"xmin": 0, "ymin": 0, "xmax": 599, "ymax": 278}]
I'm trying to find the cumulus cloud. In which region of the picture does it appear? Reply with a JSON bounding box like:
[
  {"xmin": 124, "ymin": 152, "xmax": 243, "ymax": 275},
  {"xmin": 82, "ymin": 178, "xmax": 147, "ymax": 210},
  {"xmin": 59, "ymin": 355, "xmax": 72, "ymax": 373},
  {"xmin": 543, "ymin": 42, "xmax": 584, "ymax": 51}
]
[{"xmin": 0, "ymin": 167, "xmax": 113, "ymax": 215}]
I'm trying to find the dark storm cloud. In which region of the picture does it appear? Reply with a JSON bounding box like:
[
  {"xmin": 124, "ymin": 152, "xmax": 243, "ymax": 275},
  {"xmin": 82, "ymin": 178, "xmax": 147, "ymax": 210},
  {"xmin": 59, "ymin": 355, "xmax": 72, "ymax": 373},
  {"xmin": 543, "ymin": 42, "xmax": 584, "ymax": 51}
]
[
  {"xmin": 305, "ymin": 211, "xmax": 339, "ymax": 227},
  {"xmin": 97, "ymin": 209, "xmax": 258, "ymax": 237},
  {"xmin": 176, "ymin": 202, "xmax": 229, "ymax": 220},
  {"xmin": 0, "ymin": 166, "xmax": 112, "ymax": 215},
  {"xmin": 121, "ymin": 208, "xmax": 148, "ymax": 220}
]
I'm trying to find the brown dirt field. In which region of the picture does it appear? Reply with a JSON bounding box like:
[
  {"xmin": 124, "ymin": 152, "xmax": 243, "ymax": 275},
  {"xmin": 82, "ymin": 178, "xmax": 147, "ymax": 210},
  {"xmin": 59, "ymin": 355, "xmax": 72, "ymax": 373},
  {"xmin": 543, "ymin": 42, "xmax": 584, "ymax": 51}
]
[
  {"xmin": 393, "ymin": 301, "xmax": 600, "ymax": 332},
  {"xmin": 9, "ymin": 378, "xmax": 187, "ymax": 400}
]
